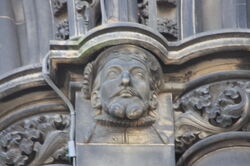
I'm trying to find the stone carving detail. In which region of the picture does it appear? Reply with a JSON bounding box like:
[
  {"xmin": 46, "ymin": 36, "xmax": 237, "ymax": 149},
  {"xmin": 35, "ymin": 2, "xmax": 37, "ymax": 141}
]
[
  {"xmin": 138, "ymin": 0, "xmax": 149, "ymax": 25},
  {"xmin": 82, "ymin": 45, "xmax": 162, "ymax": 127},
  {"xmin": 56, "ymin": 20, "xmax": 70, "ymax": 40},
  {"xmin": 0, "ymin": 114, "xmax": 70, "ymax": 166},
  {"xmin": 75, "ymin": 0, "xmax": 90, "ymax": 13},
  {"xmin": 78, "ymin": 45, "xmax": 175, "ymax": 146},
  {"xmin": 51, "ymin": 0, "xmax": 69, "ymax": 40},
  {"xmin": 138, "ymin": 0, "xmax": 178, "ymax": 38},
  {"xmin": 157, "ymin": 18, "xmax": 178, "ymax": 38},
  {"xmin": 52, "ymin": 0, "xmax": 67, "ymax": 16},
  {"xmin": 174, "ymin": 80, "xmax": 250, "ymax": 153}
]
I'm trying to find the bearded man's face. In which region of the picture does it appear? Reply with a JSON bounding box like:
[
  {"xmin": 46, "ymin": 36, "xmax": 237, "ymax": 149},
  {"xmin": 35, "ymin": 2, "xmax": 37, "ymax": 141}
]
[{"xmin": 98, "ymin": 58, "xmax": 152, "ymax": 120}]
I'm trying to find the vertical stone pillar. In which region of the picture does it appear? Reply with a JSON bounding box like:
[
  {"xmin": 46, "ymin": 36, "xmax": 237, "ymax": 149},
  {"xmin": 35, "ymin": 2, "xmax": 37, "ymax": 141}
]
[
  {"xmin": 0, "ymin": 0, "xmax": 21, "ymax": 75},
  {"xmin": 180, "ymin": 0, "xmax": 250, "ymax": 39},
  {"xmin": 101, "ymin": 0, "xmax": 138, "ymax": 23}
]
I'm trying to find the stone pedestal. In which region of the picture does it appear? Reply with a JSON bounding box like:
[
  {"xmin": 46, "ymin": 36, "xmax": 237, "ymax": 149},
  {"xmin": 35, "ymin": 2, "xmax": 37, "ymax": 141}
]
[{"xmin": 75, "ymin": 92, "xmax": 175, "ymax": 166}]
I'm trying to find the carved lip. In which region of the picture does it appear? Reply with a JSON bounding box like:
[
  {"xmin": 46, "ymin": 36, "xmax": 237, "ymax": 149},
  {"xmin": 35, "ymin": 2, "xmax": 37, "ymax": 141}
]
[{"xmin": 119, "ymin": 89, "xmax": 136, "ymax": 98}]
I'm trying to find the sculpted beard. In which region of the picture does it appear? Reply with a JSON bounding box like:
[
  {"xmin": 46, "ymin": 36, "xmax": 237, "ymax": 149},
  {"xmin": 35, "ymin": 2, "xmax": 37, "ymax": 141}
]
[{"xmin": 102, "ymin": 90, "xmax": 148, "ymax": 120}]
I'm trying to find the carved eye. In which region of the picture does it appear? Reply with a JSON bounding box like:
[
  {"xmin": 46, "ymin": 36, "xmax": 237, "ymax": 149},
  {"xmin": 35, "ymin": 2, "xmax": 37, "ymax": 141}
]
[
  {"xmin": 132, "ymin": 69, "xmax": 145, "ymax": 80},
  {"xmin": 135, "ymin": 72, "xmax": 145, "ymax": 79},
  {"xmin": 106, "ymin": 69, "xmax": 120, "ymax": 79}
]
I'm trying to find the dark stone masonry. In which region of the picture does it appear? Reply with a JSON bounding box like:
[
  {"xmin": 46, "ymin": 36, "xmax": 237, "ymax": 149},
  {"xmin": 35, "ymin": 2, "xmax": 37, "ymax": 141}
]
[{"xmin": 1, "ymin": 0, "xmax": 250, "ymax": 165}]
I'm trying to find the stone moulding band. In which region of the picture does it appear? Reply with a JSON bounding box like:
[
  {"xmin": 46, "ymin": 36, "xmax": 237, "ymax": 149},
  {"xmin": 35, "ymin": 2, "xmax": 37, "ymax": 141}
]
[
  {"xmin": 177, "ymin": 132, "xmax": 250, "ymax": 166},
  {"xmin": 49, "ymin": 23, "xmax": 250, "ymax": 71}
]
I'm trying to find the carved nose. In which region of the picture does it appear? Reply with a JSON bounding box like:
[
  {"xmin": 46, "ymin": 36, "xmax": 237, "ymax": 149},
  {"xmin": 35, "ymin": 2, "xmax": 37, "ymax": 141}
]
[{"xmin": 121, "ymin": 71, "xmax": 130, "ymax": 86}]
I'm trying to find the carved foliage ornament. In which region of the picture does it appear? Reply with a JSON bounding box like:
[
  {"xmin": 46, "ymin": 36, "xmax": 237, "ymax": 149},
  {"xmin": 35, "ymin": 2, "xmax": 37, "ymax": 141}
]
[
  {"xmin": 56, "ymin": 20, "xmax": 70, "ymax": 40},
  {"xmin": 0, "ymin": 114, "xmax": 70, "ymax": 166},
  {"xmin": 138, "ymin": 0, "xmax": 178, "ymax": 38},
  {"xmin": 82, "ymin": 45, "xmax": 163, "ymax": 127},
  {"xmin": 52, "ymin": 0, "xmax": 67, "ymax": 16},
  {"xmin": 174, "ymin": 80, "xmax": 250, "ymax": 153}
]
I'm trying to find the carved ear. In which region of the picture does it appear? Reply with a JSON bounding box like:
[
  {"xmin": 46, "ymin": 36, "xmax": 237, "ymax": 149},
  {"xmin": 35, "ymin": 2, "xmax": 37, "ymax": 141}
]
[
  {"xmin": 91, "ymin": 91, "xmax": 101, "ymax": 109},
  {"xmin": 149, "ymin": 91, "xmax": 158, "ymax": 110}
]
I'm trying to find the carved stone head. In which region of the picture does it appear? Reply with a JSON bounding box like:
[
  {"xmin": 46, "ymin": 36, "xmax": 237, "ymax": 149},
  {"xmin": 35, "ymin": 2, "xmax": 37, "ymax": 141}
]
[{"xmin": 82, "ymin": 45, "xmax": 162, "ymax": 126}]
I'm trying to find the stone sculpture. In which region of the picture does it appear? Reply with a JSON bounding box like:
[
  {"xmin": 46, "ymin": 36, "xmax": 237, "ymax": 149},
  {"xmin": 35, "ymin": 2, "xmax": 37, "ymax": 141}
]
[
  {"xmin": 82, "ymin": 44, "xmax": 162, "ymax": 127},
  {"xmin": 78, "ymin": 44, "xmax": 172, "ymax": 145}
]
